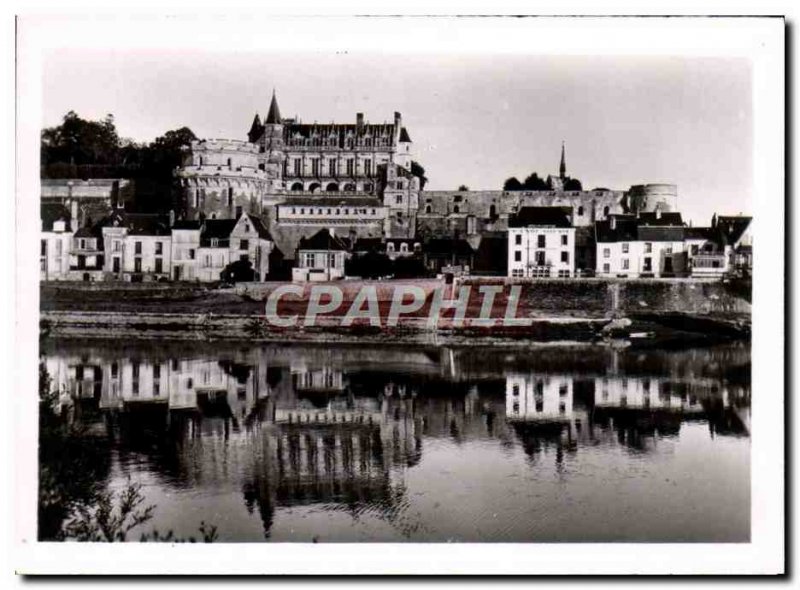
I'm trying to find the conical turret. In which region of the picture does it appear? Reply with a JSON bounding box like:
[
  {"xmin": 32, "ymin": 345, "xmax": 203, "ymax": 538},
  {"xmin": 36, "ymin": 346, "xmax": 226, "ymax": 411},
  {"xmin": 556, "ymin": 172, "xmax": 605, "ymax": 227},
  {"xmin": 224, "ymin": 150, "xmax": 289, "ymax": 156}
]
[
  {"xmin": 247, "ymin": 113, "xmax": 263, "ymax": 143},
  {"xmin": 265, "ymin": 89, "xmax": 282, "ymax": 124}
]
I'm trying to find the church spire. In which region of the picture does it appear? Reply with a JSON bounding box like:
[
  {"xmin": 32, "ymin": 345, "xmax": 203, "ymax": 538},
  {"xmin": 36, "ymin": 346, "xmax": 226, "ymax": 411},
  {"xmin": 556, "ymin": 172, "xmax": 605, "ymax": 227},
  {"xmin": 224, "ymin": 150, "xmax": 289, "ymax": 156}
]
[
  {"xmin": 559, "ymin": 141, "xmax": 566, "ymax": 180},
  {"xmin": 265, "ymin": 89, "xmax": 282, "ymax": 124}
]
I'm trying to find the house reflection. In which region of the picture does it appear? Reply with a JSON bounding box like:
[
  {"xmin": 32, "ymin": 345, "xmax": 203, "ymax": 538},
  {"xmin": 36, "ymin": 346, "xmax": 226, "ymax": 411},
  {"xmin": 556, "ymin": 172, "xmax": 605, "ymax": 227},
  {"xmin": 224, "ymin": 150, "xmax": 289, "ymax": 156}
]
[
  {"xmin": 40, "ymin": 340, "xmax": 750, "ymax": 539},
  {"xmin": 504, "ymin": 371, "xmax": 750, "ymax": 461}
]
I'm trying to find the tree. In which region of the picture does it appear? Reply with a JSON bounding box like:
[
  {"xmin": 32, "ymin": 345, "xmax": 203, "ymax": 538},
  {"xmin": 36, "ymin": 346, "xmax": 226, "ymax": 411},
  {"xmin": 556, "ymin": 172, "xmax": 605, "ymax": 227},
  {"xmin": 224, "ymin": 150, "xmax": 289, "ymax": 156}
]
[
  {"xmin": 221, "ymin": 259, "xmax": 255, "ymax": 283},
  {"xmin": 503, "ymin": 177, "xmax": 523, "ymax": 191},
  {"xmin": 41, "ymin": 111, "xmax": 121, "ymax": 174},
  {"xmin": 522, "ymin": 172, "xmax": 549, "ymax": 191},
  {"xmin": 457, "ymin": 184, "xmax": 469, "ymax": 191},
  {"xmin": 563, "ymin": 177, "xmax": 583, "ymax": 191}
]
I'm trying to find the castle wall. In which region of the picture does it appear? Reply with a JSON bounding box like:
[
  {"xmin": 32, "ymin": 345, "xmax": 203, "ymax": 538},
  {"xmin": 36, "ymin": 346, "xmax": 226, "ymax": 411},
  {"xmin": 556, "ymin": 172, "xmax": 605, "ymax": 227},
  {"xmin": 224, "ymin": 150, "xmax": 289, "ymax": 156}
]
[{"xmin": 416, "ymin": 189, "xmax": 628, "ymax": 239}]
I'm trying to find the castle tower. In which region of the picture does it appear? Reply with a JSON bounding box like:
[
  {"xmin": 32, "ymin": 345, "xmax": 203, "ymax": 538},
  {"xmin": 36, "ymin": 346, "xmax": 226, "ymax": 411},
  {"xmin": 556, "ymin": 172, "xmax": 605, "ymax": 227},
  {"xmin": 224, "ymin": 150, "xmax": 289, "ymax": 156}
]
[{"xmin": 261, "ymin": 89, "xmax": 284, "ymax": 152}]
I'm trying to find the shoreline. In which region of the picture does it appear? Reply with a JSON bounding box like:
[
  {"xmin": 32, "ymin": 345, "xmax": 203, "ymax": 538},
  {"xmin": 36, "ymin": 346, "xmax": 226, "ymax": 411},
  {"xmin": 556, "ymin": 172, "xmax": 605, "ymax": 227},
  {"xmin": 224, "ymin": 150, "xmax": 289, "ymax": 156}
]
[{"xmin": 39, "ymin": 309, "xmax": 750, "ymax": 349}]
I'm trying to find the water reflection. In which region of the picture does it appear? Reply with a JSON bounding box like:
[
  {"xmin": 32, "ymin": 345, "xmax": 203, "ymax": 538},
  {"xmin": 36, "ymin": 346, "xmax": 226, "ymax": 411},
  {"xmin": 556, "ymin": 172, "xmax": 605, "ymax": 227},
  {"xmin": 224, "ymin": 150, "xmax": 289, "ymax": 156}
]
[{"xmin": 40, "ymin": 340, "xmax": 750, "ymax": 542}]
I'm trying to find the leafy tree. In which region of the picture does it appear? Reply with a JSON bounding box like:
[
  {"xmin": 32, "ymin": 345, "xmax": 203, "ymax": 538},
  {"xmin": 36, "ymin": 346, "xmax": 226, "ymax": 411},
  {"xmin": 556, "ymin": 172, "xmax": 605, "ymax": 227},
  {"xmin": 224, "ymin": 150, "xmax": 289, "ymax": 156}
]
[
  {"xmin": 221, "ymin": 259, "xmax": 255, "ymax": 283},
  {"xmin": 503, "ymin": 177, "xmax": 523, "ymax": 191},
  {"xmin": 346, "ymin": 251, "xmax": 393, "ymax": 279},
  {"xmin": 522, "ymin": 172, "xmax": 549, "ymax": 191},
  {"xmin": 392, "ymin": 255, "xmax": 426, "ymax": 278},
  {"xmin": 563, "ymin": 177, "xmax": 583, "ymax": 191},
  {"xmin": 41, "ymin": 112, "xmax": 197, "ymax": 213},
  {"xmin": 457, "ymin": 184, "xmax": 469, "ymax": 191}
]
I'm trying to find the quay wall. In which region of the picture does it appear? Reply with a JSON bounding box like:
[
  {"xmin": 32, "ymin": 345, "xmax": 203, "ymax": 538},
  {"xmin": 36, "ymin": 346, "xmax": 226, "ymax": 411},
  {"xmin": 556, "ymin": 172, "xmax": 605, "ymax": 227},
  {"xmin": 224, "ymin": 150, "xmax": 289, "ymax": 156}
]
[{"xmin": 41, "ymin": 277, "xmax": 750, "ymax": 319}]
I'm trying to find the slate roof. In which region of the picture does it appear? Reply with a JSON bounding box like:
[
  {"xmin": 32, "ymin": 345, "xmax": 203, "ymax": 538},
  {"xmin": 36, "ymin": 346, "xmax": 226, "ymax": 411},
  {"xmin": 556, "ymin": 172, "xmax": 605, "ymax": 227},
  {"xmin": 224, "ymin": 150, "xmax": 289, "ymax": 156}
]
[
  {"xmin": 685, "ymin": 227, "xmax": 716, "ymax": 240},
  {"xmin": 637, "ymin": 226, "xmax": 685, "ymax": 242},
  {"xmin": 298, "ymin": 229, "xmax": 350, "ymax": 252},
  {"xmin": 172, "ymin": 220, "xmax": 203, "ymax": 230},
  {"xmin": 352, "ymin": 238, "xmax": 383, "ymax": 253},
  {"xmin": 597, "ymin": 215, "xmax": 686, "ymax": 243},
  {"xmin": 424, "ymin": 238, "xmax": 476, "ymax": 256},
  {"xmin": 399, "ymin": 127, "xmax": 412, "ymax": 142},
  {"xmin": 74, "ymin": 225, "xmax": 102, "ymax": 239},
  {"xmin": 97, "ymin": 211, "xmax": 170, "ymax": 236},
  {"xmin": 509, "ymin": 206, "xmax": 573, "ymax": 229},
  {"xmin": 637, "ymin": 211, "xmax": 684, "ymax": 226},
  {"xmin": 248, "ymin": 215, "xmax": 273, "ymax": 241},
  {"xmin": 716, "ymin": 216, "xmax": 752, "ymax": 245},
  {"xmin": 265, "ymin": 92, "xmax": 282, "ymax": 124},
  {"xmin": 41, "ymin": 203, "xmax": 71, "ymax": 232},
  {"xmin": 595, "ymin": 215, "xmax": 639, "ymax": 243},
  {"xmin": 201, "ymin": 219, "xmax": 238, "ymax": 241},
  {"xmin": 125, "ymin": 214, "xmax": 171, "ymax": 236}
]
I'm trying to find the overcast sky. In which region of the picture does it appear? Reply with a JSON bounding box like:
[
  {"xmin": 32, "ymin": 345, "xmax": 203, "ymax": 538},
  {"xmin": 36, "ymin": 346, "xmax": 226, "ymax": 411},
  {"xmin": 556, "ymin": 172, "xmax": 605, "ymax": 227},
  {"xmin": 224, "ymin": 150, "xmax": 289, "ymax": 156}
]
[{"xmin": 42, "ymin": 50, "xmax": 752, "ymax": 225}]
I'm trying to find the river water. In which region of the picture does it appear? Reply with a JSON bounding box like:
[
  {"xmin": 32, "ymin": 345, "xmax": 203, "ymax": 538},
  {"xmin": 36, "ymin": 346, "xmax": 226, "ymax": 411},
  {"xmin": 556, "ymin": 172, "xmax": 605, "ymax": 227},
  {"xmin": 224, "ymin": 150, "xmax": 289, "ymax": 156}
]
[{"xmin": 40, "ymin": 338, "xmax": 750, "ymax": 542}]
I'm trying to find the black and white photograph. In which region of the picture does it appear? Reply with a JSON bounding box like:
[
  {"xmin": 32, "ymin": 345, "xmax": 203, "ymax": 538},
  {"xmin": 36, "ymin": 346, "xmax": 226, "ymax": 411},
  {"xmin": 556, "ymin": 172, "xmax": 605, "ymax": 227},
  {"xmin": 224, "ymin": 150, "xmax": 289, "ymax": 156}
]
[{"xmin": 11, "ymin": 11, "xmax": 784, "ymax": 576}]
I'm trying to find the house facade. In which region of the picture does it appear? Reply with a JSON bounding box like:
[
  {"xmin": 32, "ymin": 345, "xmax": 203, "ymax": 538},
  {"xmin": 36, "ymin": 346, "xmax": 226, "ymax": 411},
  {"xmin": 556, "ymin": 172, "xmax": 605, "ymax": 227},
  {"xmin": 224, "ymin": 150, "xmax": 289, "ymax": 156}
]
[
  {"xmin": 196, "ymin": 213, "xmax": 275, "ymax": 282},
  {"xmin": 595, "ymin": 213, "xmax": 688, "ymax": 278},
  {"xmin": 40, "ymin": 204, "xmax": 74, "ymax": 281},
  {"xmin": 101, "ymin": 212, "xmax": 172, "ymax": 282},
  {"xmin": 507, "ymin": 207, "xmax": 576, "ymax": 278},
  {"xmin": 293, "ymin": 228, "xmax": 350, "ymax": 282}
]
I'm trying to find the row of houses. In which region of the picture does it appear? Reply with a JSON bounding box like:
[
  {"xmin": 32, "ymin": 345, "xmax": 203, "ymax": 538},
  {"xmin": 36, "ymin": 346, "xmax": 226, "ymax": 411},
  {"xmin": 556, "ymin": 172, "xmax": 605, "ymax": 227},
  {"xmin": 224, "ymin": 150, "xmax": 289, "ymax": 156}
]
[
  {"xmin": 41, "ymin": 202, "xmax": 751, "ymax": 283},
  {"xmin": 507, "ymin": 206, "xmax": 752, "ymax": 279},
  {"xmin": 41, "ymin": 205, "xmax": 278, "ymax": 282}
]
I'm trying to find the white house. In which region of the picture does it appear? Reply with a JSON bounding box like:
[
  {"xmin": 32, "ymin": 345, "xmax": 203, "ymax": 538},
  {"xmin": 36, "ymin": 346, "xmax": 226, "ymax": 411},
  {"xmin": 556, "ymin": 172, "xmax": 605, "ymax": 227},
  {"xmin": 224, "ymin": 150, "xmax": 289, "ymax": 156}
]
[
  {"xmin": 101, "ymin": 211, "xmax": 172, "ymax": 282},
  {"xmin": 170, "ymin": 220, "xmax": 202, "ymax": 281},
  {"xmin": 507, "ymin": 207, "xmax": 575, "ymax": 278},
  {"xmin": 293, "ymin": 228, "xmax": 351, "ymax": 282},
  {"xmin": 40, "ymin": 204, "xmax": 75, "ymax": 281},
  {"xmin": 506, "ymin": 373, "xmax": 574, "ymax": 422},
  {"xmin": 595, "ymin": 213, "xmax": 687, "ymax": 278},
  {"xmin": 195, "ymin": 213, "xmax": 275, "ymax": 282}
]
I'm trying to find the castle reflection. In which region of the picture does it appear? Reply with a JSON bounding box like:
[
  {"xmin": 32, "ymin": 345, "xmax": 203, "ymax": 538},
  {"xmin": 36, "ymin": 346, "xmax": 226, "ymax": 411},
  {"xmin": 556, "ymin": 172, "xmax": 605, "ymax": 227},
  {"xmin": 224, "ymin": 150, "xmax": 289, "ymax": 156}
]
[{"xmin": 41, "ymin": 340, "xmax": 750, "ymax": 539}]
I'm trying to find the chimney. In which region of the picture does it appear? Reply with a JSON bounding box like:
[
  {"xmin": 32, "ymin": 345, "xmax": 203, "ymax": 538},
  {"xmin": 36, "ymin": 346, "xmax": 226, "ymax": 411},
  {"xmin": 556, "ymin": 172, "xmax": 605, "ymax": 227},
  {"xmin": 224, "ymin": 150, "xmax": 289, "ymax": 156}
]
[
  {"xmin": 356, "ymin": 112, "xmax": 364, "ymax": 131},
  {"xmin": 169, "ymin": 209, "xmax": 176, "ymax": 227},
  {"xmin": 610, "ymin": 216, "xmax": 617, "ymax": 230},
  {"xmin": 394, "ymin": 111, "xmax": 402, "ymax": 139},
  {"xmin": 70, "ymin": 200, "xmax": 79, "ymax": 232}
]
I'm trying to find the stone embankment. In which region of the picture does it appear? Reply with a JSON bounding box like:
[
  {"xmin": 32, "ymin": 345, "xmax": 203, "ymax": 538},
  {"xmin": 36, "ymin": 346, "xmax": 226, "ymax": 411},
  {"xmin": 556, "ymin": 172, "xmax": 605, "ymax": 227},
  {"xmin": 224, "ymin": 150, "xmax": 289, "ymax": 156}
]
[{"xmin": 39, "ymin": 277, "xmax": 751, "ymax": 346}]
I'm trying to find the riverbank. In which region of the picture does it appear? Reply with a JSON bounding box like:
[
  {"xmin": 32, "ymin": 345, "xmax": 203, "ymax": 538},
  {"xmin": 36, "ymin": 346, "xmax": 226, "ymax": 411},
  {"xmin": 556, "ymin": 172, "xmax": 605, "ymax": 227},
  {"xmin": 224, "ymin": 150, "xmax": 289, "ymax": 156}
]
[{"xmin": 39, "ymin": 278, "xmax": 751, "ymax": 347}]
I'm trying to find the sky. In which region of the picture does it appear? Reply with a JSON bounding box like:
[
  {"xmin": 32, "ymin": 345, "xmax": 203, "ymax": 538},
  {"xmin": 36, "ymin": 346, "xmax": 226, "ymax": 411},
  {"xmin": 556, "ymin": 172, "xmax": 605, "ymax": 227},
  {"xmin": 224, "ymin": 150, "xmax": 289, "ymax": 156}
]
[{"xmin": 42, "ymin": 50, "xmax": 752, "ymax": 226}]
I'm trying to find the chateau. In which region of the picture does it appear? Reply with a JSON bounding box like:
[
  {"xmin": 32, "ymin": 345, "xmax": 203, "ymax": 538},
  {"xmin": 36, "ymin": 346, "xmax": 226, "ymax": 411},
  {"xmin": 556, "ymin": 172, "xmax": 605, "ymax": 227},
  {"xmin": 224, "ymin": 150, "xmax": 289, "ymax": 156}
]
[{"xmin": 174, "ymin": 91, "xmax": 678, "ymax": 260}]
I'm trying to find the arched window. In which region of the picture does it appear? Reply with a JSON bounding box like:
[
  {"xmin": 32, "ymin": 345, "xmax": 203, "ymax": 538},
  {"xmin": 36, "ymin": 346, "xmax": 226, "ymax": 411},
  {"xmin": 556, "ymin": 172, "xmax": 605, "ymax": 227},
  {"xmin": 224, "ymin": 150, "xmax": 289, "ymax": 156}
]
[
  {"xmin": 227, "ymin": 158, "xmax": 232, "ymax": 168},
  {"xmin": 344, "ymin": 183, "xmax": 356, "ymax": 192},
  {"xmin": 309, "ymin": 183, "xmax": 321, "ymax": 194},
  {"xmin": 364, "ymin": 183, "xmax": 373, "ymax": 192},
  {"xmin": 198, "ymin": 156, "xmax": 204, "ymax": 166},
  {"xmin": 387, "ymin": 243, "xmax": 395, "ymax": 253},
  {"xmin": 291, "ymin": 182, "xmax": 304, "ymax": 192},
  {"xmin": 326, "ymin": 183, "xmax": 339, "ymax": 192},
  {"xmin": 489, "ymin": 204, "xmax": 497, "ymax": 219},
  {"xmin": 578, "ymin": 206, "xmax": 584, "ymax": 216},
  {"xmin": 453, "ymin": 206, "xmax": 460, "ymax": 214},
  {"xmin": 227, "ymin": 187, "xmax": 234, "ymax": 207},
  {"xmin": 425, "ymin": 205, "xmax": 432, "ymax": 214}
]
